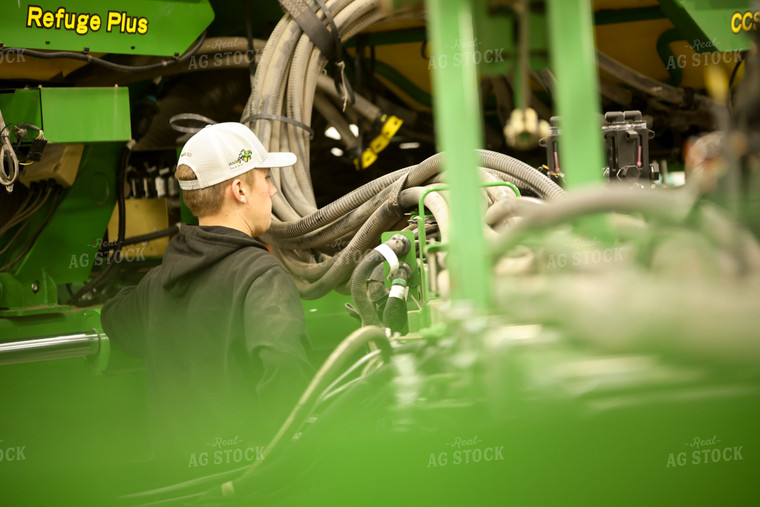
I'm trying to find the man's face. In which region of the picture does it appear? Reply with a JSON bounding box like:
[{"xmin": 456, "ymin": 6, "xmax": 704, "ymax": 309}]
[{"xmin": 246, "ymin": 168, "xmax": 277, "ymax": 237}]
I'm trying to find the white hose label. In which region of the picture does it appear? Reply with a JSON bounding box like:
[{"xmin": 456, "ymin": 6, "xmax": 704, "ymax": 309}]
[
  {"xmin": 374, "ymin": 243, "xmax": 399, "ymax": 275},
  {"xmin": 389, "ymin": 285, "xmax": 407, "ymax": 300}
]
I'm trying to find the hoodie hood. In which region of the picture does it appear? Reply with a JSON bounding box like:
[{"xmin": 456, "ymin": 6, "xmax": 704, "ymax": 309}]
[{"xmin": 160, "ymin": 225, "xmax": 268, "ymax": 295}]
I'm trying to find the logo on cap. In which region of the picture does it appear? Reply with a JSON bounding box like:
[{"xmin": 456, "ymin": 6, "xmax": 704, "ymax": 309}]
[{"xmin": 229, "ymin": 148, "xmax": 253, "ymax": 169}]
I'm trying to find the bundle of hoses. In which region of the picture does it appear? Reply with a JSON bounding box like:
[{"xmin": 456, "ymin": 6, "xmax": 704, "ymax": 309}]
[{"xmin": 243, "ymin": 0, "xmax": 565, "ymax": 299}]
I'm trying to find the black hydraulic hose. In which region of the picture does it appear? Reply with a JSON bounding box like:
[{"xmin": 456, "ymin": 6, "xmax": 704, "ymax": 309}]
[
  {"xmin": 99, "ymin": 223, "xmax": 180, "ymax": 251},
  {"xmin": 0, "ymin": 213, "xmax": 34, "ymax": 258},
  {"xmin": 382, "ymin": 296, "xmax": 407, "ymax": 334},
  {"xmin": 0, "ymin": 186, "xmax": 62, "ymax": 273},
  {"xmin": 0, "ymin": 181, "xmax": 52, "ymax": 235},
  {"xmin": 0, "ymin": 182, "xmax": 53, "ymax": 236},
  {"xmin": 383, "ymin": 263, "xmax": 412, "ymax": 334},
  {"xmin": 350, "ymin": 234, "xmax": 411, "ymax": 326},
  {"xmin": 71, "ymin": 145, "xmax": 129, "ymax": 305},
  {"xmin": 0, "ymin": 182, "xmax": 36, "ymax": 231},
  {"xmin": 596, "ymin": 51, "xmax": 719, "ymax": 113},
  {"xmin": 3, "ymin": 31, "xmax": 207, "ymax": 73}
]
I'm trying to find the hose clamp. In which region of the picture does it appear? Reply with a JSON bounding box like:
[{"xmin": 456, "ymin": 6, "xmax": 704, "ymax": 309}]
[{"xmin": 374, "ymin": 243, "xmax": 399, "ymax": 275}]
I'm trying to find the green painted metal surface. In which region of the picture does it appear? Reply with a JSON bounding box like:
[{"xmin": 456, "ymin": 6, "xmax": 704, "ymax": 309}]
[
  {"xmin": 0, "ymin": 272, "xmax": 64, "ymax": 316},
  {"xmin": 0, "ymin": 87, "xmax": 131, "ymax": 143},
  {"xmin": 1, "ymin": 1, "xmax": 214, "ymax": 56},
  {"xmin": 526, "ymin": 11, "xmax": 550, "ymax": 72},
  {"xmin": 14, "ymin": 144, "xmax": 122, "ymax": 285},
  {"xmin": 0, "ymin": 306, "xmax": 150, "ymax": 505},
  {"xmin": 425, "ymin": 0, "xmax": 491, "ymax": 311},
  {"xmin": 659, "ymin": 0, "xmax": 752, "ymax": 53},
  {"xmin": 470, "ymin": 0, "xmax": 512, "ymax": 77},
  {"xmin": 302, "ymin": 291, "xmax": 360, "ymax": 362},
  {"xmin": 40, "ymin": 87, "xmax": 131, "ymax": 143},
  {"xmin": 657, "ymin": 28, "xmax": 686, "ymax": 86},
  {"xmin": 457, "ymin": 3, "xmax": 548, "ymax": 78},
  {"xmin": 0, "ymin": 87, "xmax": 128, "ymax": 304},
  {"xmin": 0, "ymin": 307, "xmax": 101, "ymax": 341},
  {"xmin": 547, "ymin": 0, "xmax": 604, "ymax": 188}
]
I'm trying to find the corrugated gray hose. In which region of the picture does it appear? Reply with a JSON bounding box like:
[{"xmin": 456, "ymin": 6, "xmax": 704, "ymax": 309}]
[{"xmin": 244, "ymin": 0, "xmax": 565, "ymax": 299}]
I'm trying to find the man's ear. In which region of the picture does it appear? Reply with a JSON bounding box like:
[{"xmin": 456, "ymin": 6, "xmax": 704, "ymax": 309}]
[{"xmin": 230, "ymin": 178, "xmax": 247, "ymax": 204}]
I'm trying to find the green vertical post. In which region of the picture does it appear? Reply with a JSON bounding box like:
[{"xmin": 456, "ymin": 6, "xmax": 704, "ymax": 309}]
[
  {"xmin": 547, "ymin": 0, "xmax": 604, "ymax": 187},
  {"xmin": 425, "ymin": 0, "xmax": 491, "ymax": 310}
]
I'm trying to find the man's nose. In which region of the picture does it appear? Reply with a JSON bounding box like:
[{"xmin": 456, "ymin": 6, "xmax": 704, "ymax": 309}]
[{"xmin": 269, "ymin": 180, "xmax": 277, "ymax": 197}]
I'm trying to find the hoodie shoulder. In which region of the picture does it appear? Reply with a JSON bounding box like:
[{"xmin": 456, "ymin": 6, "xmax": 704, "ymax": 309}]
[{"xmin": 160, "ymin": 225, "xmax": 272, "ymax": 293}]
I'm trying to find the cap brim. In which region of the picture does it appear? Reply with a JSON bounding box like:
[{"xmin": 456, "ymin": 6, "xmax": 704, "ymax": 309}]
[{"xmin": 261, "ymin": 152, "xmax": 297, "ymax": 168}]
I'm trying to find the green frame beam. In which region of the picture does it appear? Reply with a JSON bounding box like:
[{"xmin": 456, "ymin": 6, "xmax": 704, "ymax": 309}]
[
  {"xmin": 547, "ymin": 0, "xmax": 604, "ymax": 188},
  {"xmin": 425, "ymin": 0, "xmax": 491, "ymax": 311}
]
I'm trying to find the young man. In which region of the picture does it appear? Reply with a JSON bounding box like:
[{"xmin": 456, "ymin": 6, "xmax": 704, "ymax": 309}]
[{"xmin": 101, "ymin": 122, "xmax": 314, "ymax": 482}]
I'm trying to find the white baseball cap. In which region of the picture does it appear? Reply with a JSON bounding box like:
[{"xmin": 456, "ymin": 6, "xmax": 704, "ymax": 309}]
[{"xmin": 176, "ymin": 122, "xmax": 296, "ymax": 190}]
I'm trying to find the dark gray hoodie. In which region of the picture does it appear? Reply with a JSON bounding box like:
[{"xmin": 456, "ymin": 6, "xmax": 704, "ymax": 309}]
[{"xmin": 101, "ymin": 225, "xmax": 313, "ymax": 476}]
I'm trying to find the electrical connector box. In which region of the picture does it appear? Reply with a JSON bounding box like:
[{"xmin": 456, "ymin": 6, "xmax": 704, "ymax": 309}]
[
  {"xmin": 540, "ymin": 110, "xmax": 658, "ymax": 184},
  {"xmin": 19, "ymin": 143, "xmax": 83, "ymax": 188},
  {"xmin": 602, "ymin": 110, "xmax": 657, "ymax": 183}
]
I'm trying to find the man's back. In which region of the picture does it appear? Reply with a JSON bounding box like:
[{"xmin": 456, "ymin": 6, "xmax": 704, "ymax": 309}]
[{"xmin": 101, "ymin": 224, "xmax": 313, "ymax": 480}]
